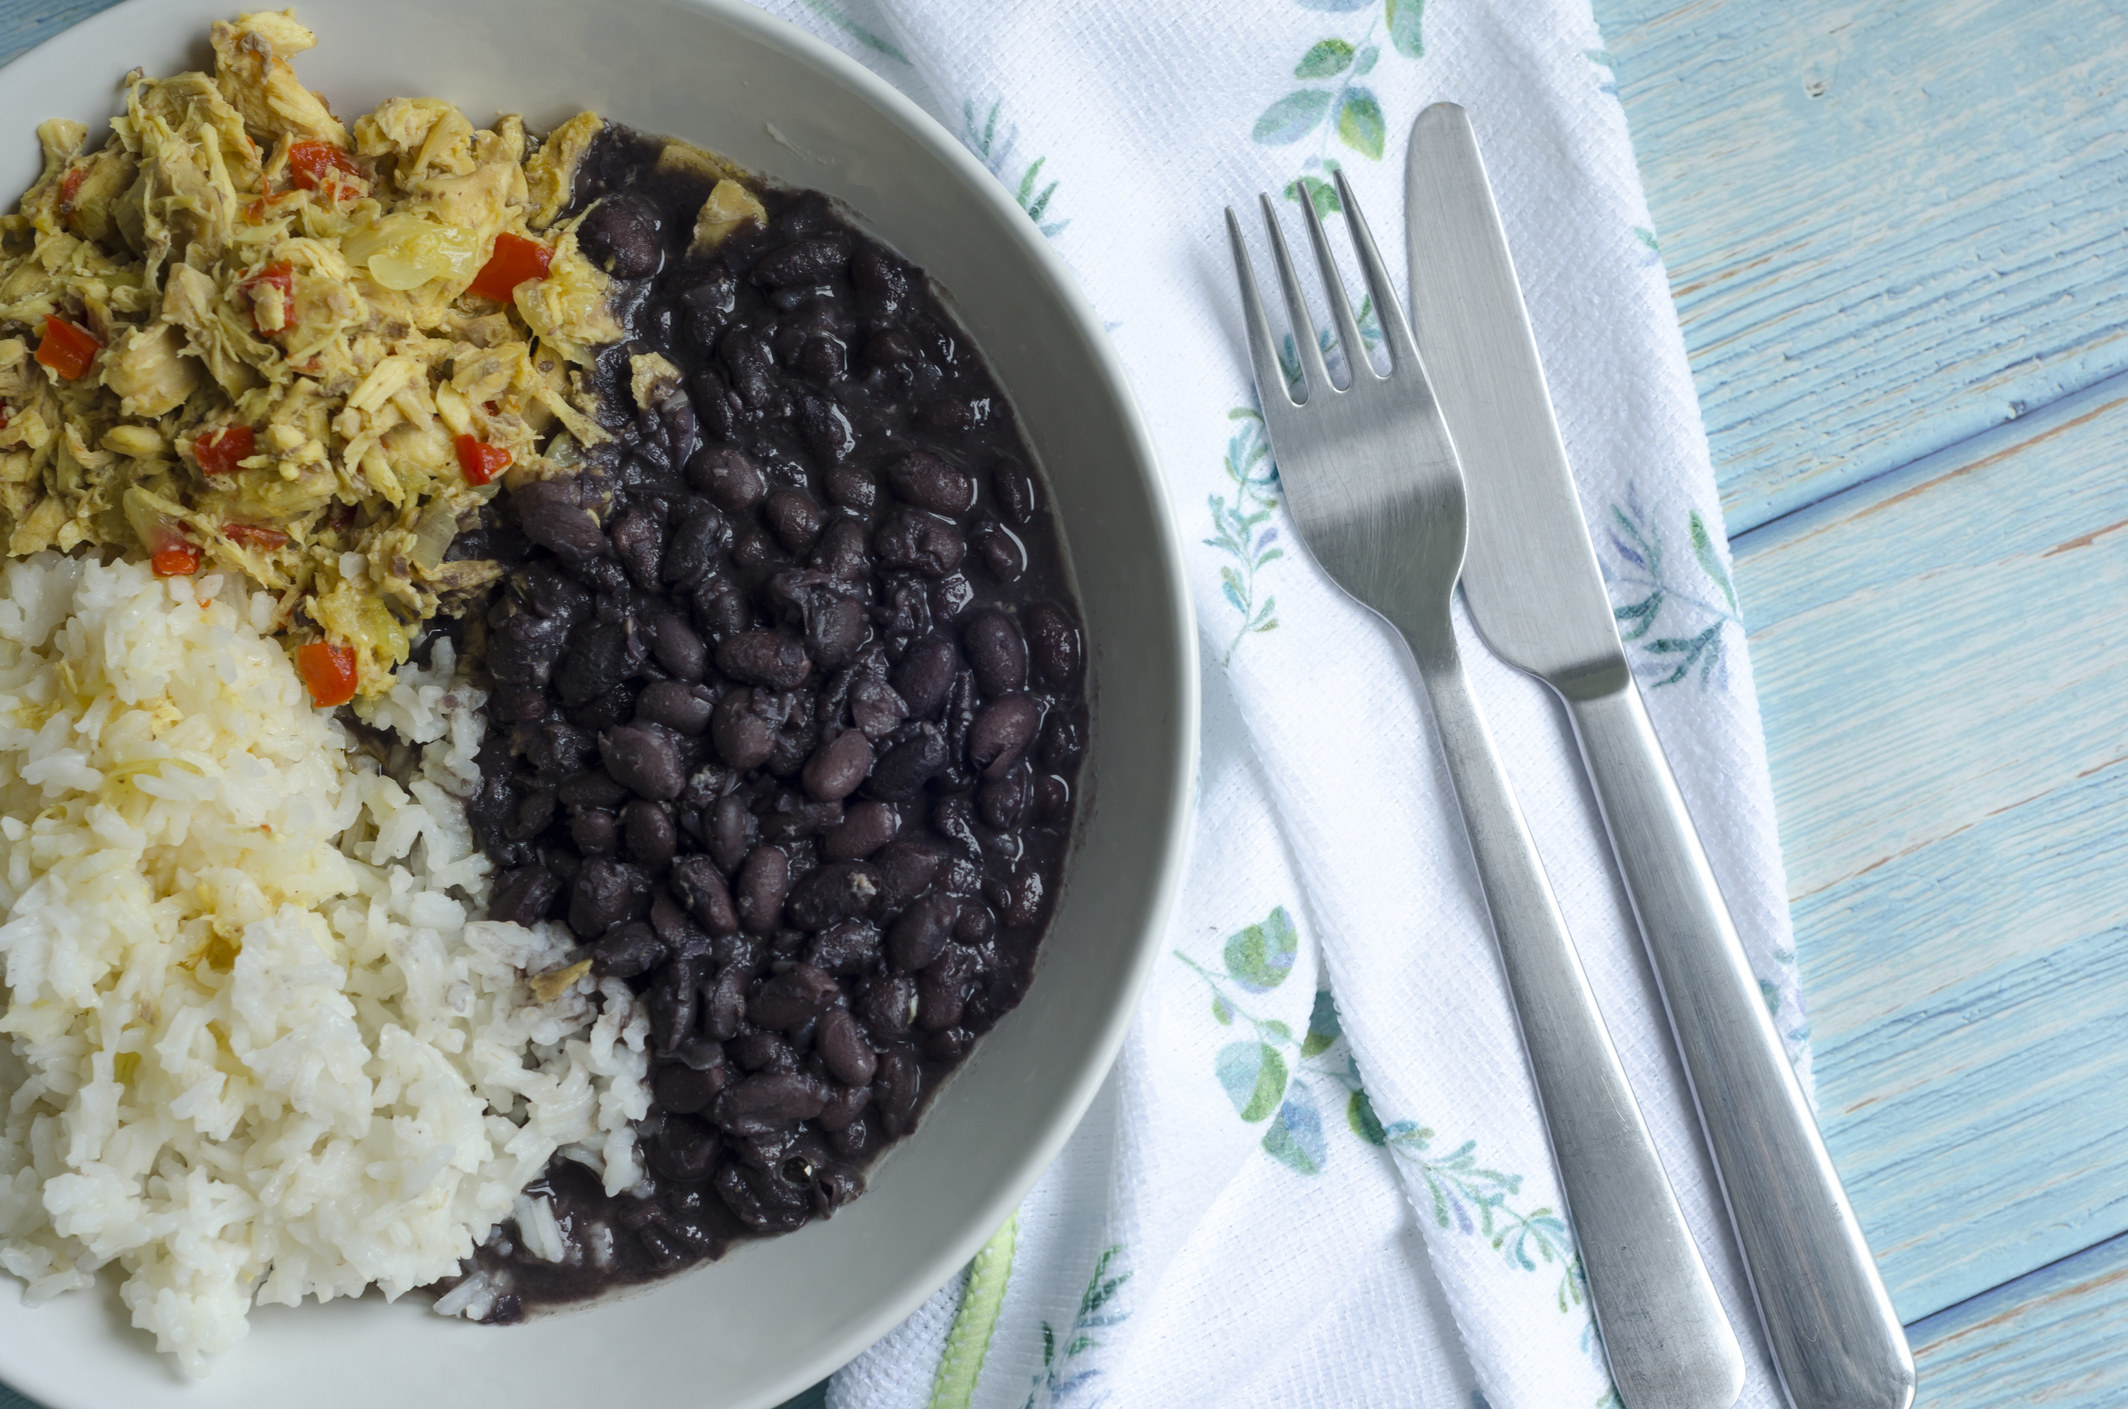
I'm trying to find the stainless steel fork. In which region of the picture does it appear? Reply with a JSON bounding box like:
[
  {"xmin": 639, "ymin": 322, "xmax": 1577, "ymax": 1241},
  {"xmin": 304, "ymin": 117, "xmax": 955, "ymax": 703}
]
[{"xmin": 1225, "ymin": 171, "xmax": 1744, "ymax": 1409}]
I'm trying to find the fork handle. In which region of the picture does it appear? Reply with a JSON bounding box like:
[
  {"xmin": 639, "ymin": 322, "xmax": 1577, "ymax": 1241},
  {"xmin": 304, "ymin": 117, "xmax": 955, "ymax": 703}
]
[
  {"xmin": 1410, "ymin": 628, "xmax": 1743, "ymax": 1409},
  {"xmin": 1565, "ymin": 682, "xmax": 1914, "ymax": 1409}
]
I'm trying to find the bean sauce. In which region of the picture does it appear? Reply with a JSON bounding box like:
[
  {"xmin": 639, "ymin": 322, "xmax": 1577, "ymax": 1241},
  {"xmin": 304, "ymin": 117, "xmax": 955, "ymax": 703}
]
[{"xmin": 453, "ymin": 123, "xmax": 1087, "ymax": 1313}]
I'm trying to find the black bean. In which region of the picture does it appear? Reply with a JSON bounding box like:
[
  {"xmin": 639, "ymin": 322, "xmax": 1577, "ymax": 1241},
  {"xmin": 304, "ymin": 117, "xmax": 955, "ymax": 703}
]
[
  {"xmin": 716, "ymin": 630, "xmax": 813, "ymax": 689},
  {"xmin": 875, "ymin": 1044, "xmax": 922, "ymax": 1138},
  {"xmin": 595, "ymin": 921, "xmax": 667, "ymax": 979},
  {"xmin": 975, "ymin": 522, "xmax": 1026, "ymax": 583},
  {"xmin": 715, "ymin": 1158, "xmax": 811, "ymax": 1233},
  {"xmin": 825, "ymin": 1112, "xmax": 878, "ymax": 1160},
  {"xmin": 515, "ymin": 482, "xmax": 608, "ymax": 567},
  {"xmin": 863, "ymin": 724, "xmax": 949, "ymax": 802},
  {"xmin": 753, "ymin": 237, "xmax": 848, "ymax": 287},
  {"xmin": 714, "ymin": 1071, "xmax": 830, "ymax": 1135},
  {"xmin": 735, "ymin": 845, "xmax": 791, "ymax": 932},
  {"xmin": 559, "ymin": 769, "xmax": 630, "ymax": 809},
  {"xmin": 821, "ymin": 800, "xmax": 898, "ymax": 861},
  {"xmin": 849, "ymin": 676, "xmax": 910, "ymax": 739},
  {"xmin": 815, "ymin": 1009, "xmax": 878, "ymax": 1086},
  {"xmin": 648, "ymin": 1115, "xmax": 720, "ymax": 1181},
  {"xmin": 662, "ymin": 504, "xmax": 729, "ymax": 589},
  {"xmin": 991, "ymin": 861, "xmax": 1046, "ymax": 929},
  {"xmin": 505, "ymin": 787, "xmax": 555, "ymax": 842},
  {"xmin": 763, "ymin": 488, "xmax": 825, "ymax": 554},
  {"xmin": 815, "ymin": 1082, "xmax": 871, "ymax": 1134},
  {"xmin": 757, "ymin": 790, "xmax": 843, "ymax": 843},
  {"xmin": 931, "ymin": 794, "xmax": 980, "ymax": 856},
  {"xmin": 689, "ymin": 370, "xmax": 743, "ymax": 443},
  {"xmin": 891, "ymin": 636, "xmax": 959, "ymax": 719},
  {"xmin": 797, "ymin": 394, "xmax": 856, "ymax": 465},
  {"xmin": 824, "ymin": 461, "xmax": 877, "ymax": 514},
  {"xmin": 555, "ymin": 619, "xmax": 628, "ymax": 706},
  {"xmin": 687, "ymin": 446, "xmax": 765, "ymax": 513},
  {"xmin": 669, "ymin": 854, "xmax": 740, "ymax": 935},
  {"xmin": 703, "ymin": 964, "xmax": 750, "ymax": 1040},
  {"xmin": 491, "ymin": 864, "xmax": 559, "ymax": 926},
  {"xmin": 888, "ymin": 893, "xmax": 955, "ymax": 971},
  {"xmin": 649, "ymin": 891, "xmax": 703, "ymax": 952},
  {"xmin": 943, "ymin": 668, "xmax": 979, "ymax": 779},
  {"xmin": 864, "ymin": 327, "xmax": 918, "ymax": 370},
  {"xmin": 850, "ymin": 244, "xmax": 909, "ymax": 302},
  {"xmin": 931, "ymin": 572, "xmax": 976, "ymax": 626},
  {"xmin": 649, "ymin": 612, "xmax": 707, "ymax": 680},
  {"xmin": 918, "ymin": 946, "xmax": 978, "ymax": 1030},
  {"xmin": 569, "ymin": 859, "xmax": 649, "ymax": 938},
  {"xmin": 954, "ymin": 902, "xmax": 997, "ymax": 947},
  {"xmin": 873, "ymin": 509, "xmax": 966, "ymax": 578},
  {"xmin": 708, "ymin": 794, "xmax": 758, "ymax": 873},
  {"xmin": 803, "ymin": 728, "xmax": 874, "ymax": 802},
  {"xmin": 600, "ymin": 724, "xmax": 685, "ymax": 800},
  {"xmin": 624, "ymin": 798, "xmax": 678, "ymax": 869},
  {"xmin": 692, "ymin": 575, "xmax": 753, "ymax": 640},
  {"xmin": 680, "ymin": 265, "xmax": 737, "ymax": 317},
  {"xmin": 1025, "ymin": 602, "xmax": 1083, "ymax": 687},
  {"xmin": 581, "ymin": 193, "xmax": 663, "ymax": 279},
  {"xmin": 873, "ymin": 839, "xmax": 945, "ymax": 910},
  {"xmin": 884, "ymin": 450, "xmax": 975, "ymax": 516},
  {"xmin": 806, "ymin": 918, "xmax": 882, "ymax": 975},
  {"xmin": 808, "ymin": 518, "xmax": 869, "ymax": 580},
  {"xmin": 962, "ymin": 609, "xmax": 1027, "ymax": 695},
  {"xmin": 748, "ymin": 963, "xmax": 843, "ymax": 1030},
  {"xmin": 979, "ymin": 762, "xmax": 1033, "ymax": 830},
  {"xmin": 491, "ymin": 684, "xmax": 548, "ymax": 723},
  {"xmin": 968, "ymin": 695, "xmax": 1041, "ymax": 777},
  {"xmin": 796, "ymin": 334, "xmax": 845, "ymax": 382},
  {"xmin": 636, "ymin": 679, "xmax": 714, "ymax": 735},
  {"xmin": 647, "ymin": 953, "xmax": 700, "ymax": 1052},
  {"xmin": 991, "ymin": 456, "xmax": 1038, "ymax": 525},
  {"xmin": 1039, "ymin": 711, "xmax": 1083, "ymax": 771},
  {"xmin": 488, "ymin": 608, "xmax": 571, "ymax": 686},
  {"xmin": 654, "ymin": 1062, "xmax": 728, "ymax": 1115},
  {"xmin": 719, "ymin": 326, "xmax": 777, "ymax": 408},
  {"xmin": 610, "ymin": 506, "xmax": 662, "ymax": 588},
  {"xmin": 859, "ymin": 973, "xmax": 918, "ymax": 1040}
]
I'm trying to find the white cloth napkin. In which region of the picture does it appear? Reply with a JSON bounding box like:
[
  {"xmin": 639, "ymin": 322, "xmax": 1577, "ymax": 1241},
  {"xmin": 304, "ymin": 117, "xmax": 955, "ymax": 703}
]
[{"xmin": 741, "ymin": 2, "xmax": 1813, "ymax": 1406}]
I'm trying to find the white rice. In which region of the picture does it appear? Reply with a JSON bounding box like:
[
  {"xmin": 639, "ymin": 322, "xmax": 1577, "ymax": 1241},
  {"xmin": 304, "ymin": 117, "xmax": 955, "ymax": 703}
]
[{"xmin": 0, "ymin": 555, "xmax": 650, "ymax": 1375}]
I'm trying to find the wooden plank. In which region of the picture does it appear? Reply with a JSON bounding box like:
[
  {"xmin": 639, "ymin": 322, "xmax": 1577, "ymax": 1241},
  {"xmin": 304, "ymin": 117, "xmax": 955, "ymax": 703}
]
[
  {"xmin": 1907, "ymin": 1231, "xmax": 2128, "ymax": 1408},
  {"xmin": 1594, "ymin": 0, "xmax": 2128, "ymax": 531},
  {"xmin": 1734, "ymin": 372, "xmax": 2128, "ymax": 1319}
]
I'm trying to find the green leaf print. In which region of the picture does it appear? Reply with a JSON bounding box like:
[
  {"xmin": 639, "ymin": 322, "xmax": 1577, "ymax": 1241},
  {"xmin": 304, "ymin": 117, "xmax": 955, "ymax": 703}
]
[
  {"xmin": 1212, "ymin": 994, "xmax": 1234, "ymax": 1025},
  {"xmin": 1336, "ymin": 89, "xmax": 1387, "ymax": 159},
  {"xmin": 1301, "ymin": 988, "xmax": 1342, "ymax": 1057},
  {"xmin": 1347, "ymin": 1088, "xmax": 1389, "ymax": 1145},
  {"xmin": 1295, "ymin": 38, "xmax": 1357, "ymax": 78},
  {"xmin": 1022, "ymin": 1246, "xmax": 1131, "ymax": 1409},
  {"xmin": 1253, "ymin": 89, "xmax": 1334, "ymax": 145},
  {"xmin": 1688, "ymin": 509, "xmax": 1739, "ymax": 612},
  {"xmin": 1224, "ymin": 905, "xmax": 1299, "ymax": 991},
  {"xmin": 1263, "ymin": 1080, "xmax": 1329, "ymax": 1174},
  {"xmin": 1386, "ymin": 0, "xmax": 1426, "ymax": 58},
  {"xmin": 1601, "ymin": 488, "xmax": 1742, "ymax": 691},
  {"xmin": 1216, "ymin": 1041, "xmax": 1290, "ymax": 1121}
]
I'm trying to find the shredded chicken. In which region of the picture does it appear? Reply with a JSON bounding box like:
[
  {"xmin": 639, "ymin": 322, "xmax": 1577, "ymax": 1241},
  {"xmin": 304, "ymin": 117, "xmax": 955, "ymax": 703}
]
[{"xmin": 0, "ymin": 10, "xmax": 718, "ymax": 696}]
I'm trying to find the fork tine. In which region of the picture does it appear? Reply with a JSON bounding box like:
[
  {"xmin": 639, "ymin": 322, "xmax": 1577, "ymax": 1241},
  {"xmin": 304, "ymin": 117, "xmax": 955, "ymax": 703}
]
[
  {"xmin": 1331, "ymin": 168, "xmax": 1420, "ymax": 368},
  {"xmin": 1225, "ymin": 207, "xmax": 1296, "ymax": 414},
  {"xmin": 1257, "ymin": 193, "xmax": 1332, "ymax": 402},
  {"xmin": 1295, "ymin": 181, "xmax": 1372, "ymax": 383}
]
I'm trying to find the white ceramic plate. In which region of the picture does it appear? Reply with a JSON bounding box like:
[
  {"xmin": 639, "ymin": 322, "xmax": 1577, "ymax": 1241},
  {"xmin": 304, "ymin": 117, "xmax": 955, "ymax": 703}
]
[{"xmin": 0, "ymin": 3, "xmax": 1197, "ymax": 1405}]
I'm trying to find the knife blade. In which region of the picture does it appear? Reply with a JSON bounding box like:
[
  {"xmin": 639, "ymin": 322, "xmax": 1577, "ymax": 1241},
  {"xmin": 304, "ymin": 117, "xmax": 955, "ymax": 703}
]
[{"xmin": 1403, "ymin": 102, "xmax": 1915, "ymax": 1409}]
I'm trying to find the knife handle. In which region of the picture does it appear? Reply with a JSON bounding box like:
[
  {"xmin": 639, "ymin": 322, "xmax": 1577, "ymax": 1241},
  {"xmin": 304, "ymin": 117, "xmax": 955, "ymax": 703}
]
[
  {"xmin": 1564, "ymin": 681, "xmax": 1915, "ymax": 1409},
  {"xmin": 1408, "ymin": 628, "xmax": 1743, "ymax": 1409}
]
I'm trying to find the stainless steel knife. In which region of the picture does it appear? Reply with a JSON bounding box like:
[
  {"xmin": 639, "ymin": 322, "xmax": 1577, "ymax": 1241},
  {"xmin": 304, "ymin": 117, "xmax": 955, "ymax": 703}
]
[{"xmin": 1403, "ymin": 103, "xmax": 1915, "ymax": 1409}]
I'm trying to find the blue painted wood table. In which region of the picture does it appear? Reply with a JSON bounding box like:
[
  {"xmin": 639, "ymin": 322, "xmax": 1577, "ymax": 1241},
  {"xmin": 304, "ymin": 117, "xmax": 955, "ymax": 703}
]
[{"xmin": 0, "ymin": 2, "xmax": 2122, "ymax": 1406}]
